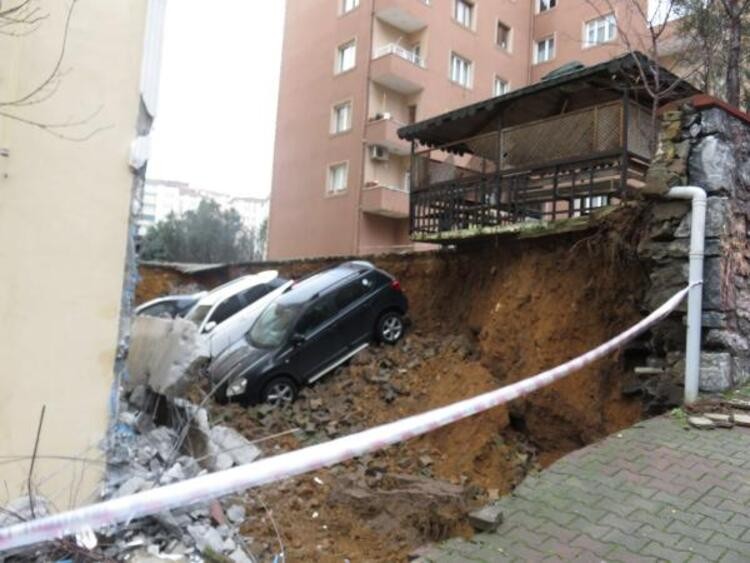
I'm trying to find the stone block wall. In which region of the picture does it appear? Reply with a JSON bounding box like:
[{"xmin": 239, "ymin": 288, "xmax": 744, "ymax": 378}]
[{"xmin": 640, "ymin": 96, "xmax": 750, "ymax": 393}]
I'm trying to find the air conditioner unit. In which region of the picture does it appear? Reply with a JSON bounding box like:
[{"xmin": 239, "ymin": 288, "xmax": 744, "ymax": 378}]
[
  {"xmin": 373, "ymin": 112, "xmax": 392, "ymax": 121},
  {"xmin": 370, "ymin": 145, "xmax": 389, "ymax": 161}
]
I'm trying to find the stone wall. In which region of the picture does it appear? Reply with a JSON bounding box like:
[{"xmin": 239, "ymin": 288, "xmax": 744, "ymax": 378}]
[{"xmin": 640, "ymin": 96, "xmax": 750, "ymax": 393}]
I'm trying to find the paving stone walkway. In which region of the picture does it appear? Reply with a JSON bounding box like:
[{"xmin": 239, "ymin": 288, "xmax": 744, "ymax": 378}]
[{"xmin": 420, "ymin": 415, "xmax": 750, "ymax": 562}]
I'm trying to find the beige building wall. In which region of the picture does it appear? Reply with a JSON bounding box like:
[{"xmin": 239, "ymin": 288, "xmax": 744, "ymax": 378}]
[
  {"xmin": 0, "ymin": 1, "xmax": 153, "ymax": 509},
  {"xmin": 269, "ymin": 0, "xmax": 649, "ymax": 259}
]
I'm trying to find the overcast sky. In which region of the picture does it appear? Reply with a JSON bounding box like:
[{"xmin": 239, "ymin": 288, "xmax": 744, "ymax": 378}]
[{"xmin": 147, "ymin": 1, "xmax": 286, "ymax": 199}]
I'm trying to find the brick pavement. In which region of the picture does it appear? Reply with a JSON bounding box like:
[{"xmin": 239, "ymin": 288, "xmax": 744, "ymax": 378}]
[{"xmin": 419, "ymin": 415, "xmax": 750, "ymax": 562}]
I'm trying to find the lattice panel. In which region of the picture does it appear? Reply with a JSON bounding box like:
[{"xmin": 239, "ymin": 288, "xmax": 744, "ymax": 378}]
[
  {"xmin": 596, "ymin": 103, "xmax": 622, "ymax": 152},
  {"xmin": 503, "ymin": 110, "xmax": 595, "ymax": 168}
]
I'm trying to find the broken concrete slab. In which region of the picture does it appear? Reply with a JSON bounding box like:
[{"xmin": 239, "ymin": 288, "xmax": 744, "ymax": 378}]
[
  {"xmin": 209, "ymin": 425, "xmax": 261, "ymax": 467},
  {"xmin": 728, "ymin": 399, "xmax": 750, "ymax": 410},
  {"xmin": 703, "ymin": 413, "xmax": 733, "ymax": 428},
  {"xmin": 125, "ymin": 316, "xmax": 204, "ymax": 397},
  {"xmin": 688, "ymin": 416, "xmax": 717, "ymax": 430},
  {"xmin": 733, "ymin": 413, "xmax": 750, "ymax": 427},
  {"xmin": 468, "ymin": 504, "xmax": 504, "ymax": 532}
]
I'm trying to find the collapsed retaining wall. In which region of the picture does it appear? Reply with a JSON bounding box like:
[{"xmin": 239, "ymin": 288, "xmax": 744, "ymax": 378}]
[{"xmin": 140, "ymin": 221, "xmax": 654, "ymax": 462}]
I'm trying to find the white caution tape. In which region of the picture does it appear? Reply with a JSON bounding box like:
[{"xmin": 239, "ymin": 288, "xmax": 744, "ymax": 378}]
[{"xmin": 0, "ymin": 285, "xmax": 691, "ymax": 552}]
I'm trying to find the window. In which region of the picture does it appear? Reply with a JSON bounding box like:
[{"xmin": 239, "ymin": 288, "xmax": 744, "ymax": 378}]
[
  {"xmin": 209, "ymin": 295, "xmax": 244, "ymax": 327},
  {"xmin": 342, "ymin": 0, "xmax": 359, "ymax": 14},
  {"xmin": 454, "ymin": 0, "xmax": 474, "ymax": 28},
  {"xmin": 496, "ymin": 21, "xmax": 511, "ymax": 51},
  {"xmin": 494, "ymin": 77, "xmax": 510, "ymax": 96},
  {"xmin": 535, "ymin": 36, "xmax": 555, "ymax": 63},
  {"xmin": 450, "ymin": 53, "xmax": 473, "ymax": 88},
  {"xmin": 538, "ymin": 0, "xmax": 556, "ymax": 12},
  {"xmin": 336, "ymin": 40, "xmax": 356, "ymax": 73},
  {"xmin": 238, "ymin": 284, "xmax": 273, "ymax": 307},
  {"xmin": 331, "ymin": 101, "xmax": 352, "ymax": 134},
  {"xmin": 328, "ymin": 162, "xmax": 348, "ymax": 193},
  {"xmin": 584, "ymin": 14, "xmax": 616, "ymax": 46},
  {"xmin": 296, "ymin": 295, "xmax": 337, "ymax": 335}
]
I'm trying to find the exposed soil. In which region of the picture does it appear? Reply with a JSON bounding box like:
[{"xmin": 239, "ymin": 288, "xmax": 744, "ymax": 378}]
[{"xmin": 184, "ymin": 212, "xmax": 651, "ymax": 562}]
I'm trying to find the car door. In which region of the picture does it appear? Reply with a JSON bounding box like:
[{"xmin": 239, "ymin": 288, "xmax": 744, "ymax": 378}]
[
  {"xmin": 288, "ymin": 293, "xmax": 342, "ymax": 382},
  {"xmin": 332, "ymin": 274, "xmax": 378, "ymax": 349}
]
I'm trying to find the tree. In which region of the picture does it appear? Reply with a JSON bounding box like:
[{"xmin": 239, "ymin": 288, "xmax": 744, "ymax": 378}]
[
  {"xmin": 586, "ymin": 0, "xmax": 701, "ymax": 151},
  {"xmin": 140, "ymin": 199, "xmax": 262, "ymax": 264},
  {"xmin": 677, "ymin": 0, "xmax": 750, "ymax": 109}
]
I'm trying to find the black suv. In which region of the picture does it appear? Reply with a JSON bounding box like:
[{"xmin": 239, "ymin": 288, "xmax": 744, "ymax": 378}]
[{"xmin": 209, "ymin": 261, "xmax": 408, "ymax": 407}]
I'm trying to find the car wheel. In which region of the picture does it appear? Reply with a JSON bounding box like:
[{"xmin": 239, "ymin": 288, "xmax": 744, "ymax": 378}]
[
  {"xmin": 262, "ymin": 376, "xmax": 298, "ymax": 408},
  {"xmin": 376, "ymin": 311, "xmax": 404, "ymax": 345},
  {"xmin": 214, "ymin": 383, "xmax": 230, "ymax": 405}
]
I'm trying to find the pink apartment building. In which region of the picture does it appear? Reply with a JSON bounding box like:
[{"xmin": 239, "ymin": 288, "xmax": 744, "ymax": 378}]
[{"xmin": 268, "ymin": 0, "xmax": 646, "ymax": 259}]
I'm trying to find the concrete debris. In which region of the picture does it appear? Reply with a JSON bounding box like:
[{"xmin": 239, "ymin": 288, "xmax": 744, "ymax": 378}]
[
  {"xmin": 209, "ymin": 425, "xmax": 262, "ymax": 467},
  {"xmin": 226, "ymin": 504, "xmax": 246, "ymax": 524},
  {"xmin": 703, "ymin": 413, "xmax": 733, "ymax": 428},
  {"xmin": 125, "ymin": 316, "xmax": 204, "ymax": 397},
  {"xmin": 85, "ymin": 389, "xmax": 258, "ymax": 561},
  {"xmin": 688, "ymin": 416, "xmax": 717, "ymax": 429},
  {"xmin": 468, "ymin": 504, "xmax": 504, "ymax": 532},
  {"xmin": 728, "ymin": 398, "xmax": 750, "ymax": 410},
  {"xmin": 733, "ymin": 413, "xmax": 750, "ymax": 427}
]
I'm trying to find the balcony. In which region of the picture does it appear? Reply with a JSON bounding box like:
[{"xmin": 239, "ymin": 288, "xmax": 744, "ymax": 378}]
[
  {"xmin": 371, "ymin": 44, "xmax": 425, "ymax": 95},
  {"xmin": 374, "ymin": 0, "xmax": 429, "ymax": 33},
  {"xmin": 408, "ymin": 101, "xmax": 653, "ymax": 240},
  {"xmin": 361, "ymin": 183, "xmax": 409, "ymax": 219},
  {"xmin": 365, "ymin": 116, "xmax": 411, "ymax": 155}
]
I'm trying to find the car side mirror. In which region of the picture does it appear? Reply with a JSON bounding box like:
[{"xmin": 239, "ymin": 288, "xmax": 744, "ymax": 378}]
[
  {"xmin": 204, "ymin": 321, "xmax": 217, "ymax": 333},
  {"xmin": 290, "ymin": 333, "xmax": 306, "ymax": 346}
]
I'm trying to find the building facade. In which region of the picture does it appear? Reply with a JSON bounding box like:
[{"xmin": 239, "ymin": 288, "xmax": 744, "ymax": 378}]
[
  {"xmin": 138, "ymin": 179, "xmax": 269, "ymax": 235},
  {"xmin": 0, "ymin": 1, "xmax": 165, "ymax": 507},
  {"xmin": 268, "ymin": 0, "xmax": 649, "ymax": 259}
]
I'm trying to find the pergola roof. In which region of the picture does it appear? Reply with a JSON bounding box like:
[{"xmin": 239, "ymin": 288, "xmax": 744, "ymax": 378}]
[{"xmin": 397, "ymin": 52, "xmax": 699, "ymax": 150}]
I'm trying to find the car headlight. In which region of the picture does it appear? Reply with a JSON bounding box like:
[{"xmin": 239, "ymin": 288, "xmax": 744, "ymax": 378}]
[{"xmin": 226, "ymin": 377, "xmax": 248, "ymax": 397}]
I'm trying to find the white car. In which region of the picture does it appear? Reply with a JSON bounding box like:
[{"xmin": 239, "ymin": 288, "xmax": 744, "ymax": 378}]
[
  {"xmin": 183, "ymin": 271, "xmax": 289, "ymax": 359},
  {"xmin": 204, "ymin": 278, "xmax": 294, "ymax": 360}
]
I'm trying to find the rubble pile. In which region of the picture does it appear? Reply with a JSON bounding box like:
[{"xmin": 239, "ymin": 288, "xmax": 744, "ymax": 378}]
[
  {"xmin": 99, "ymin": 388, "xmax": 262, "ymax": 561},
  {"xmin": 192, "ymin": 333, "xmax": 540, "ymax": 561},
  {"xmin": 1, "ymin": 388, "xmax": 264, "ymax": 562}
]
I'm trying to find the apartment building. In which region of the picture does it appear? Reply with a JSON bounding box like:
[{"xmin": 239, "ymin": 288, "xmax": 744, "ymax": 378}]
[
  {"xmin": 139, "ymin": 179, "xmax": 269, "ymax": 235},
  {"xmin": 268, "ymin": 0, "xmax": 646, "ymax": 259}
]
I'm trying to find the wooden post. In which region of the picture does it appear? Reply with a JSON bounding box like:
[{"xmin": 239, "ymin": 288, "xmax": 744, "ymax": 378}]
[{"xmin": 620, "ymin": 87, "xmax": 629, "ymax": 200}]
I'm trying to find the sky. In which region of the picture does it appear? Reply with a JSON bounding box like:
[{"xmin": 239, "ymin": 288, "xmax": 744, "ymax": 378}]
[{"xmin": 147, "ymin": 0, "xmax": 286, "ymax": 199}]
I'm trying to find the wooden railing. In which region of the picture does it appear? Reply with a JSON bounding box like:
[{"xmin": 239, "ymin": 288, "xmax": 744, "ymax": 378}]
[{"xmin": 409, "ymin": 151, "xmax": 650, "ymax": 236}]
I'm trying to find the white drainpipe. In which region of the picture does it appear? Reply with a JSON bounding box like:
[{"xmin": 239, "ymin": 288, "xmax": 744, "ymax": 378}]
[{"xmin": 665, "ymin": 187, "xmax": 707, "ymax": 404}]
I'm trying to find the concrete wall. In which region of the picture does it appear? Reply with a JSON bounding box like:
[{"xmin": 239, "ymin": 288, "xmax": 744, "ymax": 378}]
[{"xmin": 0, "ymin": 1, "xmax": 149, "ymax": 508}]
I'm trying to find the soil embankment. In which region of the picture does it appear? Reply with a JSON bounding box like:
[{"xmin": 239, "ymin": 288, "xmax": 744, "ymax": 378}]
[{"xmin": 154, "ymin": 212, "xmax": 651, "ymax": 561}]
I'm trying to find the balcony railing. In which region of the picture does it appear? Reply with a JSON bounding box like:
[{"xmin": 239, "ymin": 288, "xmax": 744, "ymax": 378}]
[
  {"xmin": 408, "ymin": 101, "xmax": 654, "ymax": 239},
  {"xmin": 373, "ymin": 43, "xmax": 425, "ymax": 68}
]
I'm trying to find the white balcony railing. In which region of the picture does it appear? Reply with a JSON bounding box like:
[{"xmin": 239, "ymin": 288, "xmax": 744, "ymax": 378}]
[{"xmin": 373, "ymin": 43, "xmax": 425, "ymax": 68}]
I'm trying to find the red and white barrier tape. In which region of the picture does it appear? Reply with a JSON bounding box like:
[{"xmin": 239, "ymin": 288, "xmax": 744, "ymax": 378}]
[{"xmin": 0, "ymin": 285, "xmax": 692, "ymax": 552}]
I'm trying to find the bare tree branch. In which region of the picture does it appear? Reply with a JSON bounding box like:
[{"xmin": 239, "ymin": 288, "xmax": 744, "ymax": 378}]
[
  {"xmin": 26, "ymin": 405, "xmax": 45, "ymax": 519},
  {"xmin": 0, "ymin": 0, "xmax": 78, "ymax": 107}
]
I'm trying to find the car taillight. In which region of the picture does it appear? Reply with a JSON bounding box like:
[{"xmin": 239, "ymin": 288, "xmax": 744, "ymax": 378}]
[{"xmin": 391, "ymin": 279, "xmax": 402, "ymax": 292}]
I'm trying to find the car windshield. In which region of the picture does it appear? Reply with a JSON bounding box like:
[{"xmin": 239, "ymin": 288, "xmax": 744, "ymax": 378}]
[
  {"xmin": 184, "ymin": 304, "xmax": 212, "ymax": 326},
  {"xmin": 248, "ymin": 301, "xmax": 303, "ymax": 349}
]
